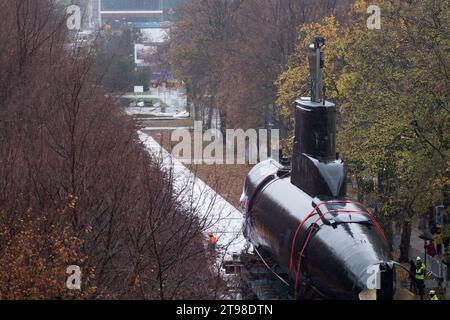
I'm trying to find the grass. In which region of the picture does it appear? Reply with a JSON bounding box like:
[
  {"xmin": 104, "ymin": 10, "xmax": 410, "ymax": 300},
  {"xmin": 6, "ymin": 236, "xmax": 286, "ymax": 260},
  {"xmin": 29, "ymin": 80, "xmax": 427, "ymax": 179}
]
[{"xmin": 146, "ymin": 129, "xmax": 253, "ymax": 208}]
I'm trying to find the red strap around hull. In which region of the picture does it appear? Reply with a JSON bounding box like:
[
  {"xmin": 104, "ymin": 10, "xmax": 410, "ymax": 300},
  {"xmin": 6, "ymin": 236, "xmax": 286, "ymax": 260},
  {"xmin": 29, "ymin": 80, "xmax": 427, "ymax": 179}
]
[{"xmin": 288, "ymin": 200, "xmax": 387, "ymax": 291}]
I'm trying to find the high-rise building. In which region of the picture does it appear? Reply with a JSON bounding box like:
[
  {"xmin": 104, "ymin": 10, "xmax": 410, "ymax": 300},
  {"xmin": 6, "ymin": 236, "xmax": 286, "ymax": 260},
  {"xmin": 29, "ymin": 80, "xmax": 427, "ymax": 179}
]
[
  {"xmin": 100, "ymin": 0, "xmax": 162, "ymax": 28},
  {"xmin": 99, "ymin": 0, "xmax": 185, "ymax": 28}
]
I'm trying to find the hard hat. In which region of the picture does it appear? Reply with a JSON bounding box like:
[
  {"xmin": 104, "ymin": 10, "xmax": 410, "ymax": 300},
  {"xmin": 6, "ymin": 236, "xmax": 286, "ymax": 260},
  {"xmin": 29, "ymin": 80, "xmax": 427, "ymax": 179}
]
[
  {"xmin": 429, "ymin": 290, "xmax": 436, "ymax": 295},
  {"xmin": 416, "ymin": 256, "xmax": 422, "ymax": 261}
]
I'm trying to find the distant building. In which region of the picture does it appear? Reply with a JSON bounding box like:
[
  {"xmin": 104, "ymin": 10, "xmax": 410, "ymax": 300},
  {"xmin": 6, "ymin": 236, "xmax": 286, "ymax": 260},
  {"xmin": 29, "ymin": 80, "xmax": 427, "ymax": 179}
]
[
  {"xmin": 97, "ymin": 1, "xmax": 184, "ymax": 84},
  {"xmin": 99, "ymin": 0, "xmax": 185, "ymax": 29},
  {"xmin": 134, "ymin": 21, "xmax": 169, "ymax": 69}
]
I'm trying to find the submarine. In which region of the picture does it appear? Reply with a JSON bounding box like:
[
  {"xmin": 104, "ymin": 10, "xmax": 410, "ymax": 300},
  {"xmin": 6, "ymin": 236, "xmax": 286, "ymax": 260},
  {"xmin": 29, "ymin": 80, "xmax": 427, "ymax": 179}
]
[{"xmin": 240, "ymin": 37, "xmax": 413, "ymax": 300}]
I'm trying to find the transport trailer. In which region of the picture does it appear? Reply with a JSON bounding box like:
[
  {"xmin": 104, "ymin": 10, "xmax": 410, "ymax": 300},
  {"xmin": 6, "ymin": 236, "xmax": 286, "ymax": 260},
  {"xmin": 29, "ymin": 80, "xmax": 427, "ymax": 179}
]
[
  {"xmin": 238, "ymin": 37, "xmax": 414, "ymax": 300},
  {"xmin": 224, "ymin": 250, "xmax": 324, "ymax": 300}
]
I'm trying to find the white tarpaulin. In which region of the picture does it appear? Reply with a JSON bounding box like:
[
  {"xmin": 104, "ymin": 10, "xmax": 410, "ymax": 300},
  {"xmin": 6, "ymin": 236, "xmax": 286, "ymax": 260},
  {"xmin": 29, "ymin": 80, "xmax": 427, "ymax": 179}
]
[{"xmin": 139, "ymin": 131, "xmax": 247, "ymax": 265}]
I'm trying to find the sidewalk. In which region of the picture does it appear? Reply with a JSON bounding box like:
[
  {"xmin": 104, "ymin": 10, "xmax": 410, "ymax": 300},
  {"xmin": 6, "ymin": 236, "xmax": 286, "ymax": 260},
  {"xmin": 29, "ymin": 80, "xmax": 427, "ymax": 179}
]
[
  {"xmin": 410, "ymin": 223, "xmax": 426, "ymax": 257},
  {"xmin": 409, "ymin": 223, "xmax": 447, "ymax": 262}
]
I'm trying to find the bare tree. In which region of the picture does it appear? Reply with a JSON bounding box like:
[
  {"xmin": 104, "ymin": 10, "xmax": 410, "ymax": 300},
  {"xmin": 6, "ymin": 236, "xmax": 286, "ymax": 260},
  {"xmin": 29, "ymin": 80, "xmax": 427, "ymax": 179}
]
[{"xmin": 0, "ymin": 0, "xmax": 221, "ymax": 300}]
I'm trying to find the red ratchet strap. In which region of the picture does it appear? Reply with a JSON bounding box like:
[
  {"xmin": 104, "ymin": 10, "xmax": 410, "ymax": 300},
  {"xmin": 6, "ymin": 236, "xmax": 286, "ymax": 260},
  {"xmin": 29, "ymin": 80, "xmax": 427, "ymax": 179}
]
[{"xmin": 288, "ymin": 200, "xmax": 387, "ymax": 291}]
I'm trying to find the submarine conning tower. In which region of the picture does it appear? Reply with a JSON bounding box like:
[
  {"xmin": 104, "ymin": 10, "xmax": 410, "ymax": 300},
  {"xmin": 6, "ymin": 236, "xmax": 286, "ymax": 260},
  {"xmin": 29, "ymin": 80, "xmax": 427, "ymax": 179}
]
[{"xmin": 291, "ymin": 37, "xmax": 346, "ymax": 199}]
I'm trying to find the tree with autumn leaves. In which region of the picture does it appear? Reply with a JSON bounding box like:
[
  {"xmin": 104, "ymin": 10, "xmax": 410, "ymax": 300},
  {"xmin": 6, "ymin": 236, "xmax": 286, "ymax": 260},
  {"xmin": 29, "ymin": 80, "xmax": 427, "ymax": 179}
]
[
  {"xmin": 276, "ymin": 0, "xmax": 449, "ymax": 260},
  {"xmin": 170, "ymin": 0, "xmax": 448, "ymax": 261},
  {"xmin": 169, "ymin": 0, "xmax": 354, "ymax": 134}
]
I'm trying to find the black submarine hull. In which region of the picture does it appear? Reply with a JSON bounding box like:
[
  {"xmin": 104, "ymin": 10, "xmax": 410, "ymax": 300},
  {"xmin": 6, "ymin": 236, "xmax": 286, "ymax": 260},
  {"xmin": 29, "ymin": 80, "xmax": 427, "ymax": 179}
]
[
  {"xmin": 239, "ymin": 37, "xmax": 401, "ymax": 300},
  {"xmin": 241, "ymin": 159, "xmax": 392, "ymax": 300}
]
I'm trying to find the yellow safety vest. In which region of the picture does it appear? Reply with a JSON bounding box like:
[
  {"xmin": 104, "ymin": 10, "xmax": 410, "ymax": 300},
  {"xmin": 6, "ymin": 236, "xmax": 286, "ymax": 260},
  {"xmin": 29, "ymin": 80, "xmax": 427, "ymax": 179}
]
[
  {"xmin": 415, "ymin": 263, "xmax": 425, "ymax": 280},
  {"xmin": 431, "ymin": 294, "xmax": 439, "ymax": 300}
]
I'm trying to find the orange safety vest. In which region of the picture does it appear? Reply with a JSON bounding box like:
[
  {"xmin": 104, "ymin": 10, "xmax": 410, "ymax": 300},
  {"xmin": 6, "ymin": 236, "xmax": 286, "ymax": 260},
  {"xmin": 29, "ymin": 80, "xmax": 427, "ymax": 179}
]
[{"xmin": 209, "ymin": 235, "xmax": 218, "ymax": 246}]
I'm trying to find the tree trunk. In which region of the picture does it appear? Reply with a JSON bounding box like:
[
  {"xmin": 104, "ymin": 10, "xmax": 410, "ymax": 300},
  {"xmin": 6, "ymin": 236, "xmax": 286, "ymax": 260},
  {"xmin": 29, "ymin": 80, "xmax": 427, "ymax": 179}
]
[
  {"xmin": 400, "ymin": 218, "xmax": 412, "ymax": 262},
  {"xmin": 219, "ymin": 108, "xmax": 227, "ymax": 144}
]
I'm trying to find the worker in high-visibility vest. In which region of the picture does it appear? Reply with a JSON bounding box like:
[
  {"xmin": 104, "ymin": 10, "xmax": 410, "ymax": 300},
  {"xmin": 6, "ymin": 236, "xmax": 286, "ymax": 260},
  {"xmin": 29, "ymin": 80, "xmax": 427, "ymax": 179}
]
[
  {"xmin": 415, "ymin": 256, "xmax": 426, "ymax": 300},
  {"xmin": 429, "ymin": 290, "xmax": 439, "ymax": 300},
  {"xmin": 208, "ymin": 232, "xmax": 218, "ymax": 257}
]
